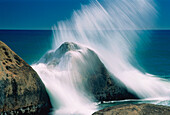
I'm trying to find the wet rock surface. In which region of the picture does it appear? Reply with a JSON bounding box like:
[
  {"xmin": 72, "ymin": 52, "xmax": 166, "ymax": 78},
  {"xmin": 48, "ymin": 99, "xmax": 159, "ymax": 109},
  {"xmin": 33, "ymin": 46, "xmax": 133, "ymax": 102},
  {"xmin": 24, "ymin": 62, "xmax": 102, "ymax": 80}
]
[
  {"xmin": 41, "ymin": 42, "xmax": 138, "ymax": 102},
  {"xmin": 93, "ymin": 103, "xmax": 170, "ymax": 115}
]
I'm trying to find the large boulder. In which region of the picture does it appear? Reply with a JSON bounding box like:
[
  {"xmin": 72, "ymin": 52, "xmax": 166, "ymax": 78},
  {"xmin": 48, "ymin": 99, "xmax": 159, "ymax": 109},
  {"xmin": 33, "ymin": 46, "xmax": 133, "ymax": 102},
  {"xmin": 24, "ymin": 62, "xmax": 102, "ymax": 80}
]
[
  {"xmin": 92, "ymin": 103, "xmax": 170, "ymax": 115},
  {"xmin": 39, "ymin": 42, "xmax": 138, "ymax": 102},
  {"xmin": 0, "ymin": 41, "xmax": 51, "ymax": 114}
]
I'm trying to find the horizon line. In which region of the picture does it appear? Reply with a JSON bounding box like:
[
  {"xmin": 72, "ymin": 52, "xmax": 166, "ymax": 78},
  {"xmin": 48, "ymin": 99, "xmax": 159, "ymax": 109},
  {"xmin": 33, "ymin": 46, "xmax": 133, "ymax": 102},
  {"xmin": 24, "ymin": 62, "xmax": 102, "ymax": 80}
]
[{"xmin": 1, "ymin": 29, "xmax": 170, "ymax": 31}]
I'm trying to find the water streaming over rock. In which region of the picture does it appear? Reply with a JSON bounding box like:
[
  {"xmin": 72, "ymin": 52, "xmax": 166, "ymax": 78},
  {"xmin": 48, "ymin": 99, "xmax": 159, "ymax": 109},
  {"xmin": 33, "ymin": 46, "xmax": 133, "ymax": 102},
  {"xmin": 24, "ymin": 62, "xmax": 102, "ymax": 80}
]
[{"xmin": 32, "ymin": 0, "xmax": 170, "ymax": 114}]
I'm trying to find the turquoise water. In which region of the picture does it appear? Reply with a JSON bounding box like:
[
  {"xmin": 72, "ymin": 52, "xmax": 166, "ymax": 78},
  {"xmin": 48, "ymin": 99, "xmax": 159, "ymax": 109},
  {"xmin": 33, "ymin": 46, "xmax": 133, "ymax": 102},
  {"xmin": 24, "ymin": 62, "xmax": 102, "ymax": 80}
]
[
  {"xmin": 136, "ymin": 30, "xmax": 170, "ymax": 76},
  {"xmin": 0, "ymin": 30, "xmax": 170, "ymax": 76}
]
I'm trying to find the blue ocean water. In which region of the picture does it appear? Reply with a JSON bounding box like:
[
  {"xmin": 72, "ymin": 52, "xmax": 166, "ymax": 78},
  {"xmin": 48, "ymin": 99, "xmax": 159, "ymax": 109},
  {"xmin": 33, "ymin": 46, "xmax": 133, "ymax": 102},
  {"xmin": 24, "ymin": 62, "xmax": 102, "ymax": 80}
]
[
  {"xmin": 135, "ymin": 30, "xmax": 170, "ymax": 76},
  {"xmin": 0, "ymin": 30, "xmax": 170, "ymax": 76},
  {"xmin": 0, "ymin": 30, "xmax": 52, "ymax": 64},
  {"xmin": 1, "ymin": 30, "xmax": 170, "ymax": 113}
]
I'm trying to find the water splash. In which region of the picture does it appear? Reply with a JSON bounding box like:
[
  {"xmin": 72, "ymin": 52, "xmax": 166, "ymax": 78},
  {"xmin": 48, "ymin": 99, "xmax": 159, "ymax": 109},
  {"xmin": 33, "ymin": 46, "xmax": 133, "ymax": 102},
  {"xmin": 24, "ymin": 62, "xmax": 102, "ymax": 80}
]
[
  {"xmin": 32, "ymin": 43, "xmax": 97, "ymax": 114},
  {"xmin": 32, "ymin": 0, "xmax": 170, "ymax": 114},
  {"xmin": 52, "ymin": 0, "xmax": 170, "ymax": 98}
]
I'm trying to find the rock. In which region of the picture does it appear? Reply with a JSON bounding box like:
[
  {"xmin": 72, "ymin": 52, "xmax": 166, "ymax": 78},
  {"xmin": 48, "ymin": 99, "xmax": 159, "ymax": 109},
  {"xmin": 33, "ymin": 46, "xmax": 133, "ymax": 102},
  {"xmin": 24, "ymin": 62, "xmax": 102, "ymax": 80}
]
[
  {"xmin": 92, "ymin": 103, "xmax": 170, "ymax": 115},
  {"xmin": 75, "ymin": 45, "xmax": 138, "ymax": 101},
  {"xmin": 39, "ymin": 42, "xmax": 138, "ymax": 102},
  {"xmin": 38, "ymin": 42, "xmax": 82, "ymax": 65},
  {"xmin": 0, "ymin": 41, "xmax": 51, "ymax": 114}
]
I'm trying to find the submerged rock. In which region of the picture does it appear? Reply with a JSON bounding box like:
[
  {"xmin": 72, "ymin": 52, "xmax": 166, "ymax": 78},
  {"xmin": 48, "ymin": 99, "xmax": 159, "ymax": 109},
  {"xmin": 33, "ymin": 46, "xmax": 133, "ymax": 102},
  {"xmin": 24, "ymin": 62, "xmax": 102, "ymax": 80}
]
[
  {"xmin": 40, "ymin": 42, "xmax": 138, "ymax": 102},
  {"xmin": 92, "ymin": 103, "xmax": 170, "ymax": 115},
  {"xmin": 0, "ymin": 41, "xmax": 51, "ymax": 114}
]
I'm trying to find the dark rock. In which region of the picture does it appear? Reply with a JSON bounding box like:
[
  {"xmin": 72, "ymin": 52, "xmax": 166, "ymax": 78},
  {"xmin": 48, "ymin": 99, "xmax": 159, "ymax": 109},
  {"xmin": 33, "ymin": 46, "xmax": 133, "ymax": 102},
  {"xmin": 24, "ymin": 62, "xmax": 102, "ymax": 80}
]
[
  {"xmin": 0, "ymin": 41, "xmax": 51, "ymax": 114},
  {"xmin": 40, "ymin": 42, "xmax": 138, "ymax": 102},
  {"xmin": 74, "ymin": 45, "xmax": 139, "ymax": 101},
  {"xmin": 92, "ymin": 103, "xmax": 170, "ymax": 115}
]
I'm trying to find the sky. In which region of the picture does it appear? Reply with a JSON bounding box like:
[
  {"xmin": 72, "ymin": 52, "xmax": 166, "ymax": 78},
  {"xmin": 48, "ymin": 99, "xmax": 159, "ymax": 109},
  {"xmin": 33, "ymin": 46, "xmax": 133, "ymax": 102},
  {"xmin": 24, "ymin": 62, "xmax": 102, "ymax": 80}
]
[{"xmin": 0, "ymin": 0, "xmax": 169, "ymax": 30}]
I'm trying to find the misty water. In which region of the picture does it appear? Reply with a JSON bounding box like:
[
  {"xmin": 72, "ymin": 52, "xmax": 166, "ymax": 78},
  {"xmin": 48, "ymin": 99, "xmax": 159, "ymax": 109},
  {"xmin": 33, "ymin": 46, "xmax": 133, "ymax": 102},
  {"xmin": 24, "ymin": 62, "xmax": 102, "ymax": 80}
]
[{"xmin": 30, "ymin": 0, "xmax": 170, "ymax": 114}]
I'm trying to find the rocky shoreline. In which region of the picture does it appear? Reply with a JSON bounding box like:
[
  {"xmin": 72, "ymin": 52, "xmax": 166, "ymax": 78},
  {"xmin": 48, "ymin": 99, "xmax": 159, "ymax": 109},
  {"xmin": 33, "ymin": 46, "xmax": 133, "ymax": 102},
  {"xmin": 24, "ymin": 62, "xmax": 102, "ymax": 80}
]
[
  {"xmin": 1, "ymin": 104, "xmax": 50, "ymax": 115},
  {"xmin": 0, "ymin": 41, "xmax": 51, "ymax": 114},
  {"xmin": 40, "ymin": 42, "xmax": 138, "ymax": 102},
  {"xmin": 93, "ymin": 103, "xmax": 170, "ymax": 115},
  {"xmin": 1, "ymin": 41, "xmax": 169, "ymax": 115}
]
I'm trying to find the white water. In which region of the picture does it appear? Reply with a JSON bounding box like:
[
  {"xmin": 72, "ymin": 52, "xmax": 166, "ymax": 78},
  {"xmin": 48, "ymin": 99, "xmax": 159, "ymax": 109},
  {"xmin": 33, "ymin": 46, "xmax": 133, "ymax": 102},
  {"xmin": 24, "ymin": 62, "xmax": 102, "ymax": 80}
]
[
  {"xmin": 32, "ymin": 0, "xmax": 170, "ymax": 114},
  {"xmin": 32, "ymin": 44, "xmax": 97, "ymax": 114}
]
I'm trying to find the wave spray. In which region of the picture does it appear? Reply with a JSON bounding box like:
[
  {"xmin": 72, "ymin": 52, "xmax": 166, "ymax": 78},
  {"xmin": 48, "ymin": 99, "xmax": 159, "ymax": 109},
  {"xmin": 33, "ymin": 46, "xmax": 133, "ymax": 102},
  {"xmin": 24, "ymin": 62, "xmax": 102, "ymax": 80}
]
[{"xmin": 32, "ymin": 0, "xmax": 170, "ymax": 114}]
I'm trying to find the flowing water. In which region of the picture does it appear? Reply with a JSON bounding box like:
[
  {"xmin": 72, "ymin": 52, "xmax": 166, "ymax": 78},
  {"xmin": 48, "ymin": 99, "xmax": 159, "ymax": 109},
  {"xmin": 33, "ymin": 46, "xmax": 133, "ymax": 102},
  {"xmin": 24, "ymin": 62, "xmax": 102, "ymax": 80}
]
[{"xmin": 31, "ymin": 0, "xmax": 170, "ymax": 114}]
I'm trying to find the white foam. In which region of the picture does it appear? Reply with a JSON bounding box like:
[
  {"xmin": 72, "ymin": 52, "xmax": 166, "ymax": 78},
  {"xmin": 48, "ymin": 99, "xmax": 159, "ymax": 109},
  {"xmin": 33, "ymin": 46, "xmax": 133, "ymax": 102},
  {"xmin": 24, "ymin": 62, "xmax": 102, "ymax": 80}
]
[{"xmin": 31, "ymin": 0, "xmax": 170, "ymax": 114}]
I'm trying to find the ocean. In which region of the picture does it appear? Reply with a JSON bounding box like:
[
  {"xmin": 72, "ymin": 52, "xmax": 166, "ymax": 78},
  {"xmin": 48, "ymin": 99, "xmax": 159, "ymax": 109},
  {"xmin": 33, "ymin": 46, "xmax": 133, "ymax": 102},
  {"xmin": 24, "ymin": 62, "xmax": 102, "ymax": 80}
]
[
  {"xmin": 0, "ymin": 30, "xmax": 53, "ymax": 64},
  {"xmin": 0, "ymin": 30, "xmax": 170, "ymax": 76},
  {"xmin": 1, "ymin": 29, "xmax": 170, "ymax": 114},
  {"xmin": 135, "ymin": 30, "xmax": 170, "ymax": 76},
  {"xmin": 1, "ymin": 0, "xmax": 170, "ymax": 114}
]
